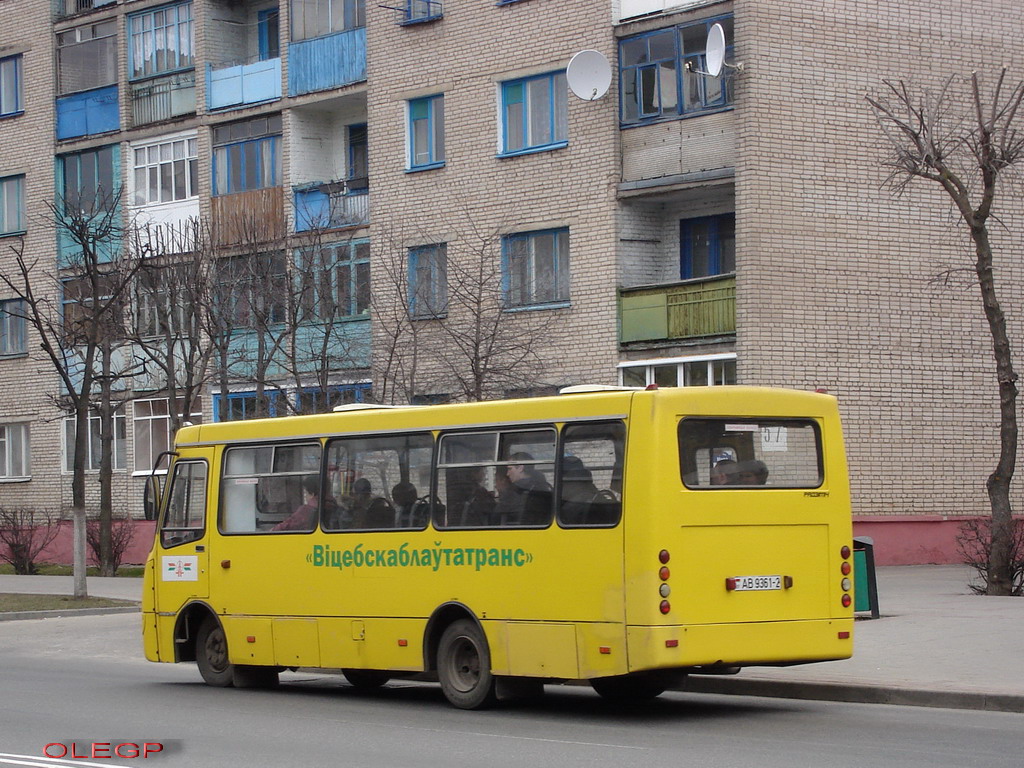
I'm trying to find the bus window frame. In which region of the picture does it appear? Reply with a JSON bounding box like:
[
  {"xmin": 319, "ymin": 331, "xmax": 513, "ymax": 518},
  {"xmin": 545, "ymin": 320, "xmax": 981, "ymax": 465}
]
[
  {"xmin": 159, "ymin": 458, "xmax": 209, "ymax": 549},
  {"xmin": 679, "ymin": 417, "xmax": 825, "ymax": 490},
  {"xmin": 555, "ymin": 419, "xmax": 626, "ymax": 529}
]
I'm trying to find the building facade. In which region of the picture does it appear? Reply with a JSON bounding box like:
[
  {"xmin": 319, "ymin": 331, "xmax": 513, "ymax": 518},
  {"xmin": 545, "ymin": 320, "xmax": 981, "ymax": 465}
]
[{"xmin": 0, "ymin": 0, "xmax": 1021, "ymax": 564}]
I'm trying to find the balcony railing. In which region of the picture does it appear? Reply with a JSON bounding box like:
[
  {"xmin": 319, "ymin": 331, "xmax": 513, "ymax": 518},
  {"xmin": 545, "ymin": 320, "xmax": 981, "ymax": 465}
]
[
  {"xmin": 294, "ymin": 184, "xmax": 369, "ymax": 231},
  {"xmin": 207, "ymin": 57, "xmax": 281, "ymax": 111},
  {"xmin": 288, "ymin": 27, "xmax": 366, "ymax": 96},
  {"xmin": 620, "ymin": 275, "xmax": 735, "ymax": 343},
  {"xmin": 211, "ymin": 187, "xmax": 285, "ymax": 247},
  {"xmin": 57, "ymin": 0, "xmax": 115, "ymax": 18},
  {"xmin": 131, "ymin": 71, "xmax": 195, "ymax": 126}
]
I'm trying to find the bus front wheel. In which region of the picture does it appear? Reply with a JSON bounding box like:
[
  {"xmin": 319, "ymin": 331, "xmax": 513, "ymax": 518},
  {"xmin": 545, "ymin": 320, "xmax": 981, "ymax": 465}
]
[
  {"xmin": 590, "ymin": 673, "xmax": 666, "ymax": 702},
  {"xmin": 196, "ymin": 617, "xmax": 234, "ymax": 687},
  {"xmin": 437, "ymin": 619, "xmax": 497, "ymax": 710}
]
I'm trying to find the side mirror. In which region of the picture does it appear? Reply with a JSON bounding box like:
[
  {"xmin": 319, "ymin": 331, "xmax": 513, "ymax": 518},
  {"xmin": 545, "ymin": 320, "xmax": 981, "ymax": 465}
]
[{"xmin": 144, "ymin": 474, "xmax": 163, "ymax": 522}]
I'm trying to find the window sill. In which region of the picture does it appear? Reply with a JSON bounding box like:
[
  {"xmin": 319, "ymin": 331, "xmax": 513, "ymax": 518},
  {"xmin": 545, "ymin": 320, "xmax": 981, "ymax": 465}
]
[
  {"xmin": 400, "ymin": 14, "xmax": 443, "ymax": 26},
  {"xmin": 504, "ymin": 300, "xmax": 570, "ymax": 313},
  {"xmin": 406, "ymin": 162, "xmax": 446, "ymax": 173},
  {"xmin": 0, "ymin": 352, "xmax": 29, "ymax": 360},
  {"xmin": 0, "ymin": 110, "xmax": 24, "ymax": 121},
  {"xmin": 497, "ymin": 141, "xmax": 568, "ymax": 158},
  {"xmin": 0, "ymin": 476, "xmax": 31, "ymax": 484},
  {"xmin": 0, "ymin": 230, "xmax": 27, "ymax": 240}
]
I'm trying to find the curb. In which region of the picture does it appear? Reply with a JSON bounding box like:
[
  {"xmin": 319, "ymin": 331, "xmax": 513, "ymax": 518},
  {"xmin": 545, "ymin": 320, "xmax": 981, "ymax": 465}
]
[
  {"xmin": 685, "ymin": 675, "xmax": 1024, "ymax": 714},
  {"xmin": 0, "ymin": 606, "xmax": 140, "ymax": 622}
]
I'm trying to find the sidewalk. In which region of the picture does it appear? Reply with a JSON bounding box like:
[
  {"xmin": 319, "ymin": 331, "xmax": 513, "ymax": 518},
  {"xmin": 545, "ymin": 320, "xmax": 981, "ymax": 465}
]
[{"xmin": 1, "ymin": 566, "xmax": 1021, "ymax": 712}]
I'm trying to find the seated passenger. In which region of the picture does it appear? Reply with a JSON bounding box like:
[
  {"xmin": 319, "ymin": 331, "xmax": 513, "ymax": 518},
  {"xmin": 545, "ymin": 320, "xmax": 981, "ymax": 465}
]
[
  {"xmin": 560, "ymin": 456, "xmax": 599, "ymax": 525},
  {"xmin": 392, "ymin": 481, "xmax": 419, "ymax": 527},
  {"xmin": 273, "ymin": 475, "xmax": 335, "ymax": 532},
  {"xmin": 710, "ymin": 459, "xmax": 739, "ymax": 485},
  {"xmin": 496, "ymin": 452, "xmax": 552, "ymax": 526},
  {"xmin": 737, "ymin": 459, "xmax": 769, "ymax": 485}
]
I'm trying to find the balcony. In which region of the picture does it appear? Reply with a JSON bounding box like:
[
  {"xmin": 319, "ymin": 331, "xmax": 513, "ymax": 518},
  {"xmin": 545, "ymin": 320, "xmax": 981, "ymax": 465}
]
[
  {"xmin": 211, "ymin": 187, "xmax": 285, "ymax": 247},
  {"xmin": 288, "ymin": 28, "xmax": 366, "ymax": 97},
  {"xmin": 206, "ymin": 57, "xmax": 281, "ymax": 111},
  {"xmin": 294, "ymin": 183, "xmax": 368, "ymax": 231},
  {"xmin": 56, "ymin": 85, "xmax": 119, "ymax": 140},
  {"xmin": 56, "ymin": 0, "xmax": 115, "ymax": 18},
  {"xmin": 620, "ymin": 275, "xmax": 735, "ymax": 343},
  {"xmin": 130, "ymin": 71, "xmax": 195, "ymax": 126}
]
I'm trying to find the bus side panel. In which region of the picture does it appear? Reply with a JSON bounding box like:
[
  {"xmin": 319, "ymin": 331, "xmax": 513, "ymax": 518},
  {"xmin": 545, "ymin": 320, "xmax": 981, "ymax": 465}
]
[
  {"xmin": 317, "ymin": 617, "xmax": 426, "ymax": 672},
  {"xmin": 223, "ymin": 617, "xmax": 275, "ymax": 665}
]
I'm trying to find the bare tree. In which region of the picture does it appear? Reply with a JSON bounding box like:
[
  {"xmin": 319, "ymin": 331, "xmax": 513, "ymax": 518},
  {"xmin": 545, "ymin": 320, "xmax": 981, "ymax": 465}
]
[
  {"xmin": 0, "ymin": 189, "xmax": 143, "ymax": 582},
  {"xmin": 0, "ymin": 507, "xmax": 62, "ymax": 575},
  {"xmin": 867, "ymin": 70, "xmax": 1023, "ymax": 595}
]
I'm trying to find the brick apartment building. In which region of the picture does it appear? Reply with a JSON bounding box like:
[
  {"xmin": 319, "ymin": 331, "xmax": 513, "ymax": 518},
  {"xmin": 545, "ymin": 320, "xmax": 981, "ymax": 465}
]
[{"xmin": 0, "ymin": 0, "xmax": 1020, "ymax": 564}]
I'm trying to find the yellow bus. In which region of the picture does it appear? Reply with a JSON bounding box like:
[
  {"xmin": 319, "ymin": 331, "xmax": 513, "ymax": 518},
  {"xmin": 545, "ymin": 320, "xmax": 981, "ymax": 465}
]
[{"xmin": 142, "ymin": 385, "xmax": 854, "ymax": 708}]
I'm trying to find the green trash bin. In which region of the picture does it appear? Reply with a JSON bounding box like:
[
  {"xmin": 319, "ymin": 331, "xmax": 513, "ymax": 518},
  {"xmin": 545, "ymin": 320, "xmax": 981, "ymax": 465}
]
[{"xmin": 853, "ymin": 536, "xmax": 879, "ymax": 618}]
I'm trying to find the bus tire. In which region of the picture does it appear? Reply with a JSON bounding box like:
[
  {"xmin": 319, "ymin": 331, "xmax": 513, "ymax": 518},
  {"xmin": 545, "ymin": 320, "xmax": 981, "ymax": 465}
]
[
  {"xmin": 195, "ymin": 617, "xmax": 234, "ymax": 687},
  {"xmin": 342, "ymin": 669, "xmax": 391, "ymax": 689},
  {"xmin": 590, "ymin": 673, "xmax": 666, "ymax": 702},
  {"xmin": 437, "ymin": 619, "xmax": 497, "ymax": 710},
  {"xmin": 233, "ymin": 665, "xmax": 280, "ymax": 689}
]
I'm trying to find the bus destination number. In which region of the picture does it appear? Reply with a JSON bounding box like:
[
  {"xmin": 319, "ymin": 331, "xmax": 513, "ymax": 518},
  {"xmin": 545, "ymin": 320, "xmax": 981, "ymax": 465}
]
[{"xmin": 732, "ymin": 575, "xmax": 782, "ymax": 591}]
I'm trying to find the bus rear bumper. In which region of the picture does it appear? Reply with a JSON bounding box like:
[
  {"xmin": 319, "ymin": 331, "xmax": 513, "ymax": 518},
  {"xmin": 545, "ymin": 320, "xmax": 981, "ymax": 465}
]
[{"xmin": 627, "ymin": 618, "xmax": 854, "ymax": 673}]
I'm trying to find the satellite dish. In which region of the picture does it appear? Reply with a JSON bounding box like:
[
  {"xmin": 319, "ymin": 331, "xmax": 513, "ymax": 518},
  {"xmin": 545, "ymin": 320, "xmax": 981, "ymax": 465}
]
[
  {"xmin": 705, "ymin": 23, "xmax": 726, "ymax": 77},
  {"xmin": 566, "ymin": 50, "xmax": 612, "ymax": 101}
]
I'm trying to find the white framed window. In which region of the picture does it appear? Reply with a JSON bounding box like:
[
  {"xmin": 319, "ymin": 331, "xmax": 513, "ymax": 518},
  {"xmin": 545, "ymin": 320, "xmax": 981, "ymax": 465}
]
[
  {"xmin": 0, "ymin": 175, "xmax": 25, "ymax": 235},
  {"xmin": 133, "ymin": 397, "xmax": 203, "ymax": 474},
  {"xmin": 0, "ymin": 423, "xmax": 29, "ymax": 479},
  {"xmin": 131, "ymin": 134, "xmax": 198, "ymax": 207},
  {"xmin": 63, "ymin": 410, "xmax": 126, "ymax": 472},
  {"xmin": 0, "ymin": 298, "xmax": 26, "ymax": 356},
  {"xmin": 618, "ymin": 353, "xmax": 736, "ymax": 387}
]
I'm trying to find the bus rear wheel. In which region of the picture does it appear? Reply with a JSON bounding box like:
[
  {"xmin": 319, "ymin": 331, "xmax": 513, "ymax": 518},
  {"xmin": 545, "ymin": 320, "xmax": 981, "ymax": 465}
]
[
  {"xmin": 342, "ymin": 669, "xmax": 391, "ymax": 689},
  {"xmin": 196, "ymin": 617, "xmax": 234, "ymax": 687},
  {"xmin": 437, "ymin": 619, "xmax": 497, "ymax": 710},
  {"xmin": 590, "ymin": 673, "xmax": 666, "ymax": 702}
]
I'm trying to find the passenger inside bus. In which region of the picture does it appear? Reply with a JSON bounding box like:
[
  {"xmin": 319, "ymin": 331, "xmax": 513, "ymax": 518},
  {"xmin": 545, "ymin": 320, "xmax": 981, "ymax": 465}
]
[
  {"xmin": 737, "ymin": 460, "xmax": 769, "ymax": 485},
  {"xmin": 496, "ymin": 452, "xmax": 552, "ymax": 525},
  {"xmin": 391, "ymin": 481, "xmax": 419, "ymax": 527},
  {"xmin": 272, "ymin": 474, "xmax": 334, "ymax": 532},
  {"xmin": 710, "ymin": 459, "xmax": 739, "ymax": 485}
]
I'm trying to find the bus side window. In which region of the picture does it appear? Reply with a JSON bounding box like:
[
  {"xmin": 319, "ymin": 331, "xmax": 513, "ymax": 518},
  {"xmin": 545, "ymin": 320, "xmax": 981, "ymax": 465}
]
[
  {"xmin": 160, "ymin": 461, "xmax": 208, "ymax": 548},
  {"xmin": 557, "ymin": 421, "xmax": 624, "ymax": 528}
]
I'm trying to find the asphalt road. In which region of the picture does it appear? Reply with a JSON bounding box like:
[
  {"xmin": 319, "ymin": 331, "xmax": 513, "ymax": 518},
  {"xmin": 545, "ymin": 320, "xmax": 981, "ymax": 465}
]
[{"xmin": 0, "ymin": 614, "xmax": 1021, "ymax": 768}]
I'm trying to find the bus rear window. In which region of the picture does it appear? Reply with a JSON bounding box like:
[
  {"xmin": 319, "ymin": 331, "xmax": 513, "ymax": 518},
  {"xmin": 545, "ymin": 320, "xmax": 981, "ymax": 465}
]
[{"xmin": 679, "ymin": 418, "xmax": 823, "ymax": 489}]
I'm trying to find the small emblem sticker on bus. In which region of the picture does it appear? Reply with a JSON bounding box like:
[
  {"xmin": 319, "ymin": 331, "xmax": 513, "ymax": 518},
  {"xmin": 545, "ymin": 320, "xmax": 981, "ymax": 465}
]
[{"xmin": 162, "ymin": 556, "xmax": 199, "ymax": 581}]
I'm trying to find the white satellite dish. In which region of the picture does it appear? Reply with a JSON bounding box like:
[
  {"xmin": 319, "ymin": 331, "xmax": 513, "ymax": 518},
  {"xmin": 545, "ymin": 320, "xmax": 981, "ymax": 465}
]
[
  {"xmin": 566, "ymin": 50, "xmax": 612, "ymax": 101},
  {"xmin": 705, "ymin": 23, "xmax": 726, "ymax": 77}
]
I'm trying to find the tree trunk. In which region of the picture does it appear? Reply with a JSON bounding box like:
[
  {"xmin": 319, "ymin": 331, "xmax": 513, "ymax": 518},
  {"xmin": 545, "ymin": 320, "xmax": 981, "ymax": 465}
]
[{"xmin": 97, "ymin": 341, "xmax": 115, "ymax": 577}]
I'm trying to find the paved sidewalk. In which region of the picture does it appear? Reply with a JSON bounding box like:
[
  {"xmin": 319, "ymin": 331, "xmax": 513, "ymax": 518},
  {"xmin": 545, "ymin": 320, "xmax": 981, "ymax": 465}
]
[{"xmin": 1, "ymin": 566, "xmax": 1021, "ymax": 712}]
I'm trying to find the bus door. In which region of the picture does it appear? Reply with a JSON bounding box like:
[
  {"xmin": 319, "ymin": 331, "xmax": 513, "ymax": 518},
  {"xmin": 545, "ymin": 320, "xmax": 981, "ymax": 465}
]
[{"xmin": 155, "ymin": 458, "xmax": 211, "ymax": 615}]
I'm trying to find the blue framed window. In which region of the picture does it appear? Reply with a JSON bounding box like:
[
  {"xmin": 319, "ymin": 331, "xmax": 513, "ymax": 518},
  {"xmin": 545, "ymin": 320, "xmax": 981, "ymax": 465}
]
[
  {"xmin": 60, "ymin": 145, "xmax": 116, "ymax": 215},
  {"xmin": 212, "ymin": 115, "xmax": 282, "ymax": 195},
  {"xmin": 292, "ymin": 0, "xmax": 365, "ymax": 41},
  {"xmin": 0, "ymin": 56, "xmax": 23, "ymax": 116},
  {"xmin": 680, "ymin": 214, "xmax": 734, "ymax": 279},
  {"xmin": 404, "ymin": 0, "xmax": 442, "ymax": 23},
  {"xmin": 502, "ymin": 228, "xmax": 569, "ymax": 308},
  {"xmin": 501, "ymin": 72, "xmax": 567, "ymax": 155},
  {"xmin": 128, "ymin": 3, "xmax": 194, "ymax": 80},
  {"xmin": 258, "ymin": 8, "xmax": 280, "ymax": 60},
  {"xmin": 0, "ymin": 299, "xmax": 26, "ymax": 356},
  {"xmin": 295, "ymin": 384, "xmax": 370, "ymax": 414},
  {"xmin": 408, "ymin": 243, "xmax": 447, "ymax": 318},
  {"xmin": 214, "ymin": 391, "xmax": 281, "ymax": 421},
  {"xmin": 295, "ymin": 240, "xmax": 370, "ymax": 321},
  {"xmin": 408, "ymin": 95, "xmax": 444, "ymax": 170},
  {"xmin": 619, "ymin": 16, "xmax": 733, "ymax": 125},
  {"xmin": 348, "ymin": 123, "xmax": 368, "ymax": 190},
  {"xmin": 0, "ymin": 176, "xmax": 25, "ymax": 235},
  {"xmin": 215, "ymin": 384, "xmax": 370, "ymax": 420}
]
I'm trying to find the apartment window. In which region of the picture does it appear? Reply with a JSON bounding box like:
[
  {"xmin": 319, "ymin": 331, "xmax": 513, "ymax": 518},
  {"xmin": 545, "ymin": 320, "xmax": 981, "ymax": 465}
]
[
  {"xmin": 132, "ymin": 136, "xmax": 198, "ymax": 206},
  {"xmin": 214, "ymin": 252, "xmax": 289, "ymax": 327},
  {"xmin": 258, "ymin": 8, "xmax": 280, "ymax": 60},
  {"xmin": 62, "ymin": 274, "xmax": 124, "ymax": 342},
  {"xmin": 619, "ymin": 16, "xmax": 733, "ymax": 125},
  {"xmin": 212, "ymin": 115, "xmax": 282, "ymax": 195},
  {"xmin": 0, "ymin": 55, "xmax": 23, "ymax": 116},
  {"xmin": 408, "ymin": 95, "xmax": 444, "ymax": 170},
  {"xmin": 133, "ymin": 397, "xmax": 202, "ymax": 473},
  {"xmin": 214, "ymin": 384, "xmax": 369, "ymax": 421},
  {"xmin": 291, "ymin": 0, "xmax": 365, "ymax": 42},
  {"xmin": 57, "ymin": 20, "xmax": 117, "ymax": 95},
  {"xmin": 63, "ymin": 410, "xmax": 127, "ymax": 471},
  {"xmin": 214, "ymin": 390, "xmax": 283, "ymax": 421},
  {"xmin": 128, "ymin": 3, "xmax": 194, "ymax": 80},
  {"xmin": 60, "ymin": 145, "xmax": 116, "ymax": 215},
  {"xmin": 620, "ymin": 354, "xmax": 737, "ymax": 388},
  {"xmin": 347, "ymin": 123, "xmax": 368, "ymax": 190},
  {"xmin": 501, "ymin": 72, "xmax": 567, "ymax": 155},
  {"xmin": 295, "ymin": 240, "xmax": 370, "ymax": 322},
  {"xmin": 503, "ymin": 228, "xmax": 569, "ymax": 308},
  {"xmin": 680, "ymin": 213, "xmax": 734, "ymax": 279},
  {"xmin": 135, "ymin": 265, "xmax": 195, "ymax": 337},
  {"xmin": 404, "ymin": 0, "xmax": 441, "ymax": 23},
  {"xmin": 409, "ymin": 243, "xmax": 447, "ymax": 318},
  {"xmin": 0, "ymin": 299, "xmax": 26, "ymax": 356},
  {"xmin": 0, "ymin": 176, "xmax": 25, "ymax": 235},
  {"xmin": 0, "ymin": 424, "xmax": 29, "ymax": 479}
]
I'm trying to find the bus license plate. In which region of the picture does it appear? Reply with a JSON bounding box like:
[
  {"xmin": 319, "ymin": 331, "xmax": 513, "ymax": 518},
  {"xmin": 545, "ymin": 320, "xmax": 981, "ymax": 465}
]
[{"xmin": 732, "ymin": 575, "xmax": 782, "ymax": 591}]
